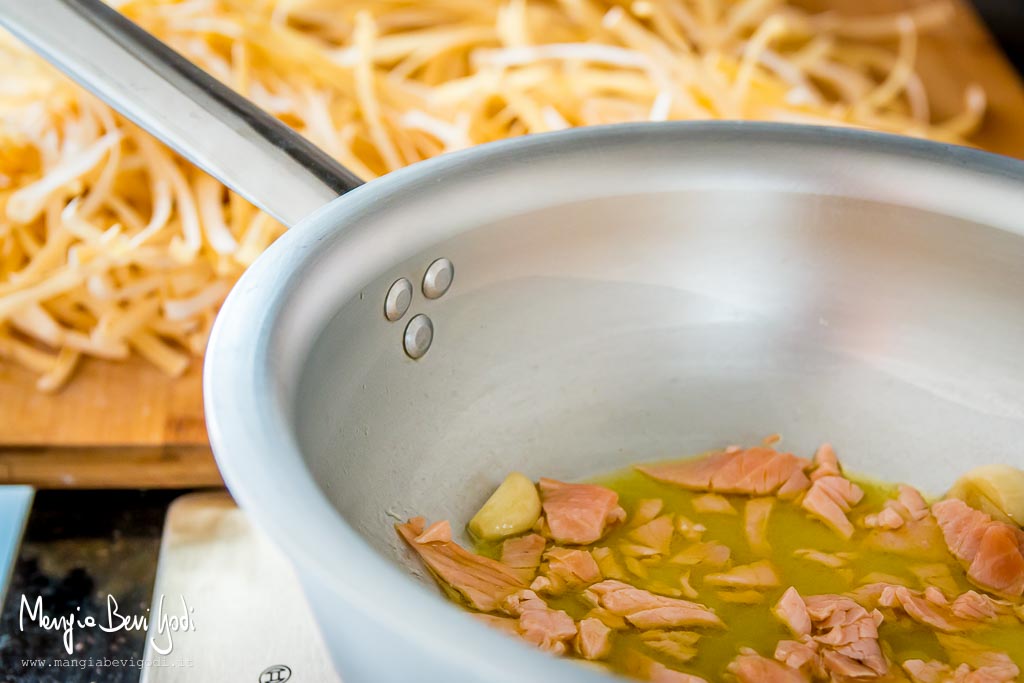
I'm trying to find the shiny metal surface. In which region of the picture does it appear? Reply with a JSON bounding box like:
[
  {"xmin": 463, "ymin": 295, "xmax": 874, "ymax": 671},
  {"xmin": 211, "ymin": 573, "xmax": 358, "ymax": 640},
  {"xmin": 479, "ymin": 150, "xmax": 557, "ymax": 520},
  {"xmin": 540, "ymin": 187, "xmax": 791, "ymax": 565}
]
[
  {"xmin": 403, "ymin": 314, "xmax": 434, "ymax": 359},
  {"xmin": 0, "ymin": 0, "xmax": 362, "ymax": 227},
  {"xmin": 422, "ymin": 258, "xmax": 455, "ymax": 299},
  {"xmin": 384, "ymin": 278, "xmax": 413, "ymax": 322},
  {"xmin": 204, "ymin": 123, "xmax": 1024, "ymax": 683}
]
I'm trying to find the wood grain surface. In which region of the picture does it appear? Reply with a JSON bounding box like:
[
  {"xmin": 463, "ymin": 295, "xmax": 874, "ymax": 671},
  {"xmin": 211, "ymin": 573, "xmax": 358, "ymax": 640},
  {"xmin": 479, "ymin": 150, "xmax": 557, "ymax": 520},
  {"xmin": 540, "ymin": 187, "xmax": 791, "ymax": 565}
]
[
  {"xmin": 139, "ymin": 493, "xmax": 341, "ymax": 683},
  {"xmin": 1, "ymin": 0, "xmax": 1022, "ymax": 488}
]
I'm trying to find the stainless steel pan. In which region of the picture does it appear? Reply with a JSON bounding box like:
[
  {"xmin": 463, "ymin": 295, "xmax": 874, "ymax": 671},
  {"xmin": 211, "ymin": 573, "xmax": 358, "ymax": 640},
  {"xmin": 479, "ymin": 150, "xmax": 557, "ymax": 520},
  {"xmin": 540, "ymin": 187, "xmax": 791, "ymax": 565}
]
[{"xmin": 5, "ymin": 2, "xmax": 1024, "ymax": 682}]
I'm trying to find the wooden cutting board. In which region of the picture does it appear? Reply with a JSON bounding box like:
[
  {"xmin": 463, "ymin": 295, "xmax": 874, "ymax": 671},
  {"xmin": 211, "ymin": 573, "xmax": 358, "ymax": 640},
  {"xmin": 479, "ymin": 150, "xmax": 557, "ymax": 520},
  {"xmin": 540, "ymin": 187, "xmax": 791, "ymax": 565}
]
[
  {"xmin": 1, "ymin": 0, "xmax": 1023, "ymax": 488},
  {"xmin": 140, "ymin": 493, "xmax": 341, "ymax": 683}
]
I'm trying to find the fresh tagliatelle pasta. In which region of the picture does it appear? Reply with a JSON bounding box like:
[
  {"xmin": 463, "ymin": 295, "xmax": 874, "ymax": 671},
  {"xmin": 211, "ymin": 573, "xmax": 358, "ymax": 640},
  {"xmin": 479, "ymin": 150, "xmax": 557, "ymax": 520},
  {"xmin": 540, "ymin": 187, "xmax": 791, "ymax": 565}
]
[{"xmin": 0, "ymin": 0, "xmax": 987, "ymax": 391}]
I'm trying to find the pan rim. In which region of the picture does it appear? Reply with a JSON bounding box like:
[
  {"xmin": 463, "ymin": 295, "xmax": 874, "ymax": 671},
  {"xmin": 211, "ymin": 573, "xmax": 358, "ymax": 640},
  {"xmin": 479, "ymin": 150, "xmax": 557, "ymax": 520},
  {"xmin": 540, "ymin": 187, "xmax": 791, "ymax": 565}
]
[{"xmin": 204, "ymin": 120, "xmax": 1024, "ymax": 681}]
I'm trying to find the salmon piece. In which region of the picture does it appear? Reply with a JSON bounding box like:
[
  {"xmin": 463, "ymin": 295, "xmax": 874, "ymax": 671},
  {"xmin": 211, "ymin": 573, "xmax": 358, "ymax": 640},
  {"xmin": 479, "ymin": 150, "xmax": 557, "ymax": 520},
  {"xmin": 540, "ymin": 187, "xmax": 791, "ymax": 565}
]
[
  {"xmin": 592, "ymin": 546, "xmax": 629, "ymax": 581},
  {"xmin": 640, "ymin": 630, "xmax": 700, "ymax": 663},
  {"xmin": 864, "ymin": 485, "xmax": 930, "ymax": 531},
  {"xmin": 810, "ymin": 443, "xmax": 842, "ymax": 481},
  {"xmin": 745, "ymin": 498, "xmax": 774, "ymax": 555},
  {"xmin": 864, "ymin": 507, "xmax": 905, "ymax": 530},
  {"xmin": 874, "ymin": 584, "xmax": 966, "ymax": 632},
  {"xmin": 622, "ymin": 649, "xmax": 709, "ymax": 683},
  {"xmin": 414, "ymin": 519, "xmax": 453, "ymax": 543},
  {"xmin": 637, "ymin": 447, "xmax": 813, "ymax": 496},
  {"xmin": 397, "ymin": 518, "xmax": 525, "ymax": 612},
  {"xmin": 942, "ymin": 593, "xmax": 1015, "ymax": 626},
  {"xmin": 705, "ymin": 560, "xmax": 780, "ymax": 589},
  {"xmin": 531, "ymin": 546, "xmax": 602, "ymax": 595},
  {"xmin": 970, "ymin": 524, "xmax": 1024, "ymax": 598},
  {"xmin": 538, "ymin": 478, "xmax": 626, "ymax": 545},
  {"xmin": 775, "ymin": 639, "xmax": 818, "ymax": 671},
  {"xmin": 932, "ymin": 499, "xmax": 1024, "ymax": 597},
  {"xmin": 774, "ymin": 586, "xmax": 812, "ymax": 636},
  {"xmin": 584, "ymin": 579, "xmax": 724, "ymax": 629},
  {"xmin": 902, "ymin": 659, "xmax": 952, "ymax": 683},
  {"xmin": 692, "ymin": 493, "xmax": 737, "ymax": 515},
  {"xmin": 631, "ymin": 499, "xmax": 665, "ymax": 527},
  {"xmin": 903, "ymin": 655, "xmax": 1019, "ymax": 683},
  {"xmin": 575, "ymin": 617, "xmax": 613, "ymax": 660},
  {"xmin": 629, "ymin": 514, "xmax": 675, "ymax": 554},
  {"xmin": 713, "ymin": 447, "xmax": 813, "ymax": 496},
  {"xmin": 637, "ymin": 451, "xmax": 735, "ymax": 490},
  {"xmin": 820, "ymin": 650, "xmax": 881, "ymax": 679},
  {"xmin": 898, "ymin": 486, "xmax": 931, "ymax": 521},
  {"xmin": 950, "ymin": 591, "xmax": 999, "ymax": 621},
  {"xmin": 924, "ymin": 586, "xmax": 949, "ymax": 605},
  {"xmin": 800, "ymin": 592, "xmax": 889, "ymax": 677},
  {"xmin": 864, "ymin": 510, "xmax": 948, "ymax": 559},
  {"xmin": 777, "ymin": 468, "xmax": 813, "ymax": 500},
  {"xmin": 502, "ymin": 589, "xmax": 577, "ymax": 655},
  {"xmin": 801, "ymin": 475, "xmax": 864, "ymax": 540},
  {"xmin": 793, "ymin": 548, "xmax": 854, "ymax": 569},
  {"xmin": 669, "ymin": 541, "xmax": 730, "ymax": 567},
  {"xmin": 500, "ymin": 533, "xmax": 546, "ymax": 581},
  {"xmin": 849, "ymin": 580, "xmax": 897, "ymax": 604},
  {"xmin": 728, "ymin": 649, "xmax": 810, "ymax": 683}
]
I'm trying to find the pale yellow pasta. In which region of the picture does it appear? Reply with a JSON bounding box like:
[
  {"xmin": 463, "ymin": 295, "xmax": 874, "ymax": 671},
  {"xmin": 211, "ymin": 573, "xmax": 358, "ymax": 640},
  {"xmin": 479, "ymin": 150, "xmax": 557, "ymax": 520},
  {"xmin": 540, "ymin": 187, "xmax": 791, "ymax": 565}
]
[{"xmin": 0, "ymin": 0, "xmax": 984, "ymax": 390}]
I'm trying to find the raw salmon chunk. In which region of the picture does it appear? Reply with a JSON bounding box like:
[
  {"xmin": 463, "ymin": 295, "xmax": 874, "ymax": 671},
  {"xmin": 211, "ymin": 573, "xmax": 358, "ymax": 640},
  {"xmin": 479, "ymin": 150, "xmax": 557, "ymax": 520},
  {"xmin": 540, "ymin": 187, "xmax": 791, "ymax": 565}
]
[
  {"xmin": 397, "ymin": 517, "xmax": 525, "ymax": 612},
  {"xmin": 801, "ymin": 476, "xmax": 864, "ymax": 540},
  {"xmin": 575, "ymin": 617, "xmax": 613, "ymax": 660},
  {"xmin": 774, "ymin": 587, "xmax": 812, "ymax": 636},
  {"xmin": 728, "ymin": 648, "xmax": 810, "ymax": 683},
  {"xmin": 531, "ymin": 546, "xmax": 602, "ymax": 595},
  {"xmin": 398, "ymin": 449, "xmax": 1024, "ymax": 683},
  {"xmin": 902, "ymin": 651, "xmax": 1019, "ymax": 683},
  {"xmin": 636, "ymin": 447, "xmax": 813, "ymax": 496},
  {"xmin": 629, "ymin": 514, "xmax": 675, "ymax": 554},
  {"xmin": 775, "ymin": 639, "xmax": 818, "ymax": 671},
  {"xmin": 704, "ymin": 560, "xmax": 780, "ymax": 589},
  {"xmin": 500, "ymin": 533, "xmax": 547, "ymax": 581},
  {"xmin": 502, "ymin": 588, "xmax": 578, "ymax": 654},
  {"xmin": 775, "ymin": 589, "xmax": 889, "ymax": 678},
  {"xmin": 538, "ymin": 478, "xmax": 626, "ymax": 545},
  {"xmin": 932, "ymin": 499, "xmax": 1024, "ymax": 597},
  {"xmin": 745, "ymin": 497, "xmax": 774, "ymax": 556},
  {"xmin": 875, "ymin": 584, "xmax": 965, "ymax": 632},
  {"xmin": 640, "ymin": 630, "xmax": 700, "ymax": 663},
  {"xmin": 584, "ymin": 580, "xmax": 724, "ymax": 629}
]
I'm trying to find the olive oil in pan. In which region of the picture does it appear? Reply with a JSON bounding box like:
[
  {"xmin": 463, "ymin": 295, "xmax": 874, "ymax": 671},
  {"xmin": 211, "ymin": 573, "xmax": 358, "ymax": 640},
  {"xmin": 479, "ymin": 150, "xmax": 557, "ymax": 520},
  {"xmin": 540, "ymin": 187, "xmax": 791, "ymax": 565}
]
[{"xmin": 472, "ymin": 465, "xmax": 1024, "ymax": 680}]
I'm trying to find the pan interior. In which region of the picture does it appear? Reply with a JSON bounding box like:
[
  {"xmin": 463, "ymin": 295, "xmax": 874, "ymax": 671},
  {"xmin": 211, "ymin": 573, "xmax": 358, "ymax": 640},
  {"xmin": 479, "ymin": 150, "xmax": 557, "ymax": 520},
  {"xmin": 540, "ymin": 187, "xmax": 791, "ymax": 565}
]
[{"xmin": 292, "ymin": 188, "xmax": 1024, "ymax": 575}]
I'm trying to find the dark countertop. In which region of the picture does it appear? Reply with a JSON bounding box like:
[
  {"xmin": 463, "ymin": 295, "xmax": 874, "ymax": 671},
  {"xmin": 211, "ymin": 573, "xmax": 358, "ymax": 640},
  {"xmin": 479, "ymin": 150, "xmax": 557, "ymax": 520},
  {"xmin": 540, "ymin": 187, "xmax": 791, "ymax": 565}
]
[
  {"xmin": 974, "ymin": 0, "xmax": 1024, "ymax": 72},
  {"xmin": 0, "ymin": 491, "xmax": 187, "ymax": 683}
]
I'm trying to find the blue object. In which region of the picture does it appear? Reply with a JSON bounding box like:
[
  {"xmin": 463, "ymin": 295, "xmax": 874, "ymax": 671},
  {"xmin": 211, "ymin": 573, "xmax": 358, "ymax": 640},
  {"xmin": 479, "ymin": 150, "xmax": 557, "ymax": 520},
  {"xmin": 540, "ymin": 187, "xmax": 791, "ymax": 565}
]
[{"xmin": 0, "ymin": 486, "xmax": 33, "ymax": 608}]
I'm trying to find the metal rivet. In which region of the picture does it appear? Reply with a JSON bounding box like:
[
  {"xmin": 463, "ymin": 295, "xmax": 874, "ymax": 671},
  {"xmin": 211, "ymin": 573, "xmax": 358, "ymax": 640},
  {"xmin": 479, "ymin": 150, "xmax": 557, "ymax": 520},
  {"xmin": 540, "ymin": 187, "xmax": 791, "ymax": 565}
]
[
  {"xmin": 422, "ymin": 258, "xmax": 454, "ymax": 299},
  {"xmin": 403, "ymin": 314, "xmax": 433, "ymax": 359},
  {"xmin": 384, "ymin": 278, "xmax": 413, "ymax": 322}
]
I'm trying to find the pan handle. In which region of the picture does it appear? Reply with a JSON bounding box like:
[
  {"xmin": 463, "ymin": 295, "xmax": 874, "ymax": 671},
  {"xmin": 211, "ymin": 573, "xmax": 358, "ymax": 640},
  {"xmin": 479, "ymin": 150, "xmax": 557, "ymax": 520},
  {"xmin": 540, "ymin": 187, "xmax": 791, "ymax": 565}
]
[{"xmin": 0, "ymin": 0, "xmax": 365, "ymax": 228}]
